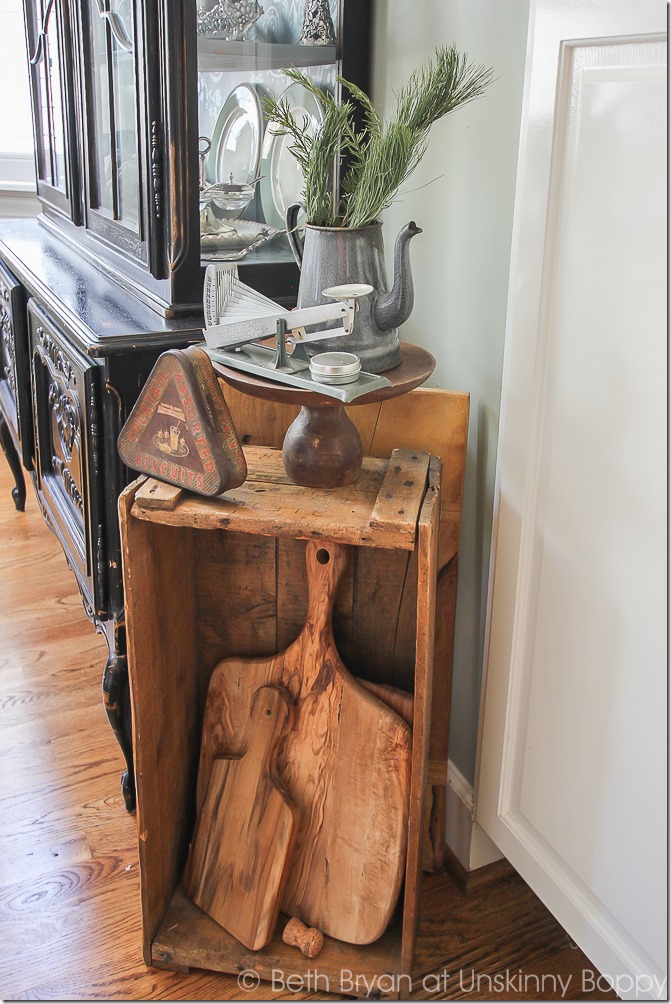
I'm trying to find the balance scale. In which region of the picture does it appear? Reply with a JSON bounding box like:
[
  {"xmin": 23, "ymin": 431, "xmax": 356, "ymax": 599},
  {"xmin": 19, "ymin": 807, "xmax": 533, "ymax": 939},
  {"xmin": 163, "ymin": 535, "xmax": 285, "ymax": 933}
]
[{"xmin": 201, "ymin": 264, "xmax": 392, "ymax": 404}]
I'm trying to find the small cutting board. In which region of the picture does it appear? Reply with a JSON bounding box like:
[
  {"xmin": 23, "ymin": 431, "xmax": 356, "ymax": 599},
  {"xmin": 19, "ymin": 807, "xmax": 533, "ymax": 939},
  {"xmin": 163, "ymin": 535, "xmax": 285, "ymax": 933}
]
[
  {"xmin": 196, "ymin": 541, "xmax": 412, "ymax": 945},
  {"xmin": 184, "ymin": 685, "xmax": 299, "ymax": 950}
]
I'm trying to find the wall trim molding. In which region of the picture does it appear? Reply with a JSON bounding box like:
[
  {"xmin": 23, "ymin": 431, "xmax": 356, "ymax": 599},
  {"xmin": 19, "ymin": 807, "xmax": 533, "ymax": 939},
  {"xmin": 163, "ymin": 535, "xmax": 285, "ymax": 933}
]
[
  {"xmin": 0, "ymin": 190, "xmax": 41, "ymax": 219},
  {"xmin": 446, "ymin": 759, "xmax": 503, "ymax": 872}
]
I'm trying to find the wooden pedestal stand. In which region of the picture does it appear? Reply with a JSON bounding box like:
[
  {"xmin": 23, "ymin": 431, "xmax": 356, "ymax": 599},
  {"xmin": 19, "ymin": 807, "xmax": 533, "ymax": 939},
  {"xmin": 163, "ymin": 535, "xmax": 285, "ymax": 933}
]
[
  {"xmin": 212, "ymin": 342, "xmax": 435, "ymax": 488},
  {"xmin": 119, "ymin": 386, "xmax": 469, "ymax": 1000}
]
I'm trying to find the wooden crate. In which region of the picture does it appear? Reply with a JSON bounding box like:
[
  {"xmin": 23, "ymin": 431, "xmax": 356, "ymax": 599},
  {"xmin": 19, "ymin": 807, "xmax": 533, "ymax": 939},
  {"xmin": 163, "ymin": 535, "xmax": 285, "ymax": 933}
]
[{"xmin": 119, "ymin": 388, "xmax": 469, "ymax": 999}]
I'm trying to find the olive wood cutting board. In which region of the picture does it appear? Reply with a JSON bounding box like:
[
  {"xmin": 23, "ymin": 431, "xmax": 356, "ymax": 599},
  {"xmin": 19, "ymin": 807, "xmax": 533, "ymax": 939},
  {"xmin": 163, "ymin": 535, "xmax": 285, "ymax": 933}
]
[
  {"xmin": 196, "ymin": 540, "xmax": 412, "ymax": 946},
  {"xmin": 184, "ymin": 685, "xmax": 299, "ymax": 950}
]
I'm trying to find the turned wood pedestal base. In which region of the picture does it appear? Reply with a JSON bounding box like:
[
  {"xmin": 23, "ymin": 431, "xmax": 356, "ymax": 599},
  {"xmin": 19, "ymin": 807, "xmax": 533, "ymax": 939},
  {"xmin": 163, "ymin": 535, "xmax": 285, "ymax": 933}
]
[
  {"xmin": 213, "ymin": 343, "xmax": 435, "ymax": 488},
  {"xmin": 283, "ymin": 404, "xmax": 363, "ymax": 487}
]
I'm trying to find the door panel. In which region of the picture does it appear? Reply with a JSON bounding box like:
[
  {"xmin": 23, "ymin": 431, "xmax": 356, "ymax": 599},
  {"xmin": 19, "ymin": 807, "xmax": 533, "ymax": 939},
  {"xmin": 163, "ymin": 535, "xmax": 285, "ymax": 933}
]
[
  {"xmin": 28, "ymin": 299, "xmax": 106, "ymax": 619},
  {"xmin": 477, "ymin": 2, "xmax": 667, "ymax": 997},
  {"xmin": 0, "ymin": 262, "xmax": 32, "ymax": 469}
]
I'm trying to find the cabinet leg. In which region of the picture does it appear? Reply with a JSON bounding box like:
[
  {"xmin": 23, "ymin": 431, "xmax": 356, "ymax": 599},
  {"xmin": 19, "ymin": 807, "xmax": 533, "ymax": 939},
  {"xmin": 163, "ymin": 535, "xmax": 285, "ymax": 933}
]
[
  {"xmin": 102, "ymin": 632, "xmax": 136, "ymax": 812},
  {"xmin": 0, "ymin": 413, "xmax": 26, "ymax": 511}
]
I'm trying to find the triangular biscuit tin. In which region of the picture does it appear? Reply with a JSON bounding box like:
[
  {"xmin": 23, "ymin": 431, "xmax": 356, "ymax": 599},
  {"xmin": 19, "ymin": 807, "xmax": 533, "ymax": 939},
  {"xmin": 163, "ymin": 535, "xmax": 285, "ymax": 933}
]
[{"xmin": 118, "ymin": 348, "xmax": 247, "ymax": 496}]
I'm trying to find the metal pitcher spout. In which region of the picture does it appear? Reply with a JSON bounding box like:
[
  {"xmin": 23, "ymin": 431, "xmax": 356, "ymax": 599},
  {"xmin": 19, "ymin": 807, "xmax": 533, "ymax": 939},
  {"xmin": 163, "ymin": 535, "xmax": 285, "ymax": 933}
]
[{"xmin": 373, "ymin": 222, "xmax": 422, "ymax": 333}]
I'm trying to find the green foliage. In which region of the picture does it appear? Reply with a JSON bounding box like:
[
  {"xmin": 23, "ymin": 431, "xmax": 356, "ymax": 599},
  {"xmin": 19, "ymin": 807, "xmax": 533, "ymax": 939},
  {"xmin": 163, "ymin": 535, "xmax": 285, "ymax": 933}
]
[{"xmin": 262, "ymin": 45, "xmax": 493, "ymax": 228}]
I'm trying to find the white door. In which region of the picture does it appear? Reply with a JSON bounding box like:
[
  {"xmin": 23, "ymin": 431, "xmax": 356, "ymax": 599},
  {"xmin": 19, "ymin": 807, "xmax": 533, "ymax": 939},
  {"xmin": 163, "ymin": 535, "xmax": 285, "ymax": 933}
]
[{"xmin": 476, "ymin": 1, "xmax": 667, "ymax": 999}]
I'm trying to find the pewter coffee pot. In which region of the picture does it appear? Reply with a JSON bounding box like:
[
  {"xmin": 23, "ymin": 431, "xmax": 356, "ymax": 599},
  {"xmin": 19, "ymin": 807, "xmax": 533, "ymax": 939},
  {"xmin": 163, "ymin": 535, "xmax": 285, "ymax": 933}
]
[{"xmin": 286, "ymin": 205, "xmax": 422, "ymax": 373}]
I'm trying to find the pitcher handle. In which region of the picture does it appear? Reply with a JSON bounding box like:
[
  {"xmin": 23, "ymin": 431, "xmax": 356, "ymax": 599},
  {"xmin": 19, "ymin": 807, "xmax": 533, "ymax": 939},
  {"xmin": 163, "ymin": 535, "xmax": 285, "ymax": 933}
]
[{"xmin": 285, "ymin": 203, "xmax": 304, "ymax": 268}]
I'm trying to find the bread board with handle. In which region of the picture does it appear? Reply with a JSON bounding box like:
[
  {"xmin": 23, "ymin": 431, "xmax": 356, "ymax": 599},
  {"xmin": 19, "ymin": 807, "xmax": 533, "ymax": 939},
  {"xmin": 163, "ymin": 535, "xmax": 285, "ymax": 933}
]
[
  {"xmin": 183, "ymin": 685, "xmax": 299, "ymax": 950},
  {"xmin": 196, "ymin": 540, "xmax": 412, "ymax": 945}
]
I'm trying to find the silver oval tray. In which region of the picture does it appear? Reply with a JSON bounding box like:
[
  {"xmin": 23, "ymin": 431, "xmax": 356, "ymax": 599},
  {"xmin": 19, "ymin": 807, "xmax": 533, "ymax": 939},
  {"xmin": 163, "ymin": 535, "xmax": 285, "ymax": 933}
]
[{"xmin": 200, "ymin": 219, "xmax": 283, "ymax": 259}]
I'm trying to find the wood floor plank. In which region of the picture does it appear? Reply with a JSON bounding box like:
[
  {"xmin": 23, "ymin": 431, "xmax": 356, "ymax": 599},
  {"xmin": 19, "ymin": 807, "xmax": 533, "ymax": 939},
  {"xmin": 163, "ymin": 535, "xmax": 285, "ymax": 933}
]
[{"xmin": 0, "ymin": 462, "xmax": 618, "ymax": 1001}]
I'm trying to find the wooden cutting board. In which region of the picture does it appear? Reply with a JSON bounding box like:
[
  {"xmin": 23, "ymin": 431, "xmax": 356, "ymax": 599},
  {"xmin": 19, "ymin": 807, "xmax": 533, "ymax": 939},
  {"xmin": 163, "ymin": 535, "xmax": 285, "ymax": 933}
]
[
  {"xmin": 184, "ymin": 685, "xmax": 299, "ymax": 950},
  {"xmin": 196, "ymin": 540, "xmax": 412, "ymax": 945}
]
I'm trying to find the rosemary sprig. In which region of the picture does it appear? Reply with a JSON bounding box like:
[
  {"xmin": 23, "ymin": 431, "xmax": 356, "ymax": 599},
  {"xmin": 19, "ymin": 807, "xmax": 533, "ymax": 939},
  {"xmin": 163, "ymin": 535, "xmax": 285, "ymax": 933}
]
[{"xmin": 262, "ymin": 45, "xmax": 493, "ymax": 229}]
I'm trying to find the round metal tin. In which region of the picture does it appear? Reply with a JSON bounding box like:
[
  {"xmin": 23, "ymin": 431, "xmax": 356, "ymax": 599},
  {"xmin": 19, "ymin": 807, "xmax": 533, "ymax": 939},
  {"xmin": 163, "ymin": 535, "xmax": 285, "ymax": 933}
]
[{"xmin": 310, "ymin": 351, "xmax": 362, "ymax": 385}]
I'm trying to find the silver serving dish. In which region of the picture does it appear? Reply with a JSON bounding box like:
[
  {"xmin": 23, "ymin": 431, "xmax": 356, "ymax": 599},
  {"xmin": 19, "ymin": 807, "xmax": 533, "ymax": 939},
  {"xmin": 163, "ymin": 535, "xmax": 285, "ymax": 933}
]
[
  {"xmin": 200, "ymin": 175, "xmax": 256, "ymax": 214},
  {"xmin": 200, "ymin": 219, "xmax": 283, "ymax": 260}
]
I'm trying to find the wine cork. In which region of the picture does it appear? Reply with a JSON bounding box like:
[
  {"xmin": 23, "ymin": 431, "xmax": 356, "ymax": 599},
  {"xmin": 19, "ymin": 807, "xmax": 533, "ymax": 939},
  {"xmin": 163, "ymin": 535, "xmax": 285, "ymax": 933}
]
[{"xmin": 282, "ymin": 917, "xmax": 324, "ymax": 958}]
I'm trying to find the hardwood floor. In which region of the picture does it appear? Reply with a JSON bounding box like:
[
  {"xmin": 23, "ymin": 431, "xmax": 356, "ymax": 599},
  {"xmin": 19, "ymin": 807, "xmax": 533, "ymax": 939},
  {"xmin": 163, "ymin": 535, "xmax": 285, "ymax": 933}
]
[{"xmin": 0, "ymin": 461, "xmax": 618, "ymax": 1001}]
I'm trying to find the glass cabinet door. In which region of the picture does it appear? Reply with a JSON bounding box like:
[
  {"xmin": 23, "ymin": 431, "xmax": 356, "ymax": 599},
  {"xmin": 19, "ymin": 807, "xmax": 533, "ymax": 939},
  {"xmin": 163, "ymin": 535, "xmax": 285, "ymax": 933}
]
[
  {"xmin": 88, "ymin": 0, "xmax": 138, "ymax": 228},
  {"xmin": 24, "ymin": 0, "xmax": 81, "ymax": 221},
  {"xmin": 21, "ymin": 0, "xmax": 371, "ymax": 312},
  {"xmin": 79, "ymin": 0, "xmax": 150, "ymax": 264}
]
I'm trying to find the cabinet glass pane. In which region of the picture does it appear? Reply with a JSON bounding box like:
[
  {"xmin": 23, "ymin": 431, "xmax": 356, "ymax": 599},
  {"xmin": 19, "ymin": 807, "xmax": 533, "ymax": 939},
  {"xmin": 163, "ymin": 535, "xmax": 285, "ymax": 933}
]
[
  {"xmin": 88, "ymin": 0, "xmax": 140, "ymax": 230},
  {"xmin": 31, "ymin": 0, "xmax": 68, "ymax": 192},
  {"xmin": 196, "ymin": 0, "xmax": 338, "ymax": 266},
  {"xmin": 46, "ymin": 6, "xmax": 66, "ymax": 190},
  {"xmin": 90, "ymin": 5, "xmax": 113, "ymax": 213}
]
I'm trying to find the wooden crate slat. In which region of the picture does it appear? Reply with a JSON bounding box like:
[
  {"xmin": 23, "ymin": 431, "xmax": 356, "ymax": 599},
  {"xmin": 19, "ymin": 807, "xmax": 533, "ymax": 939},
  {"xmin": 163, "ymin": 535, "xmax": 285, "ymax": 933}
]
[
  {"xmin": 367, "ymin": 448, "xmax": 431, "ymax": 544},
  {"xmin": 195, "ymin": 532, "xmax": 279, "ymax": 670},
  {"xmin": 134, "ymin": 479, "xmax": 184, "ymax": 510},
  {"xmin": 131, "ymin": 448, "xmax": 420, "ymax": 552},
  {"xmin": 400, "ymin": 455, "xmax": 441, "ymax": 974},
  {"xmin": 152, "ymin": 885, "xmax": 404, "ymax": 998},
  {"xmin": 119, "ymin": 484, "xmax": 201, "ymax": 962},
  {"xmin": 350, "ymin": 548, "xmax": 417, "ymax": 691}
]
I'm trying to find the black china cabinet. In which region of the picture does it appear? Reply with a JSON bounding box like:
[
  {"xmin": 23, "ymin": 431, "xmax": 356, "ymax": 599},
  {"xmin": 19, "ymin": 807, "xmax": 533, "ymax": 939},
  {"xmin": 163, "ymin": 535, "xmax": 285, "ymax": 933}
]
[{"xmin": 0, "ymin": 0, "xmax": 371, "ymax": 809}]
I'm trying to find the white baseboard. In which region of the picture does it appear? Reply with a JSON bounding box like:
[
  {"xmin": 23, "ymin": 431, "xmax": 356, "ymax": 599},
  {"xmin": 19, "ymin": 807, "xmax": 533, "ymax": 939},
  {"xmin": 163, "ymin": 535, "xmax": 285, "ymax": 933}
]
[{"xmin": 446, "ymin": 759, "xmax": 503, "ymax": 872}]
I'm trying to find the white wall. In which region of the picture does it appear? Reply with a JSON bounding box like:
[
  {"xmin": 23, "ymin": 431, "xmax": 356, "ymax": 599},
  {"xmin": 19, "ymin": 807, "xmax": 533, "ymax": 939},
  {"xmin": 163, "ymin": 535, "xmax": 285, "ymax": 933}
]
[
  {"xmin": 371, "ymin": 0, "xmax": 529, "ymax": 783},
  {"xmin": 0, "ymin": 0, "xmax": 38, "ymax": 218},
  {"xmin": 0, "ymin": 1, "xmax": 34, "ymax": 161}
]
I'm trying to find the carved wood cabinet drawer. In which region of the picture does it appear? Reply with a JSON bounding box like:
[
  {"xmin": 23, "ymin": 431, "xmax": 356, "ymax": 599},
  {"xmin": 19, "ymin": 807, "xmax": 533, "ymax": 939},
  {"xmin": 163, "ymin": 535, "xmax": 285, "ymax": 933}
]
[
  {"xmin": 28, "ymin": 299, "xmax": 105, "ymax": 617},
  {"xmin": 0, "ymin": 261, "xmax": 31, "ymax": 467}
]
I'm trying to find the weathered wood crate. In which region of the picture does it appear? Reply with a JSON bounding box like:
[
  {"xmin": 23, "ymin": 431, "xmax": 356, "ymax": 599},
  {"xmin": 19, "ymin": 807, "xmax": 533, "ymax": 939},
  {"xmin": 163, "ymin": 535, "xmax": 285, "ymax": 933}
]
[{"xmin": 118, "ymin": 386, "xmax": 469, "ymax": 999}]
